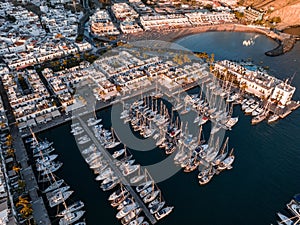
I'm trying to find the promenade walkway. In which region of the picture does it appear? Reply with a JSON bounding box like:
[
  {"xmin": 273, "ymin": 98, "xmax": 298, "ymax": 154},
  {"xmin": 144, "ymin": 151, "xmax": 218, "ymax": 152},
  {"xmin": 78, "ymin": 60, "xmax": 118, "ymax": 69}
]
[{"xmin": 10, "ymin": 125, "xmax": 51, "ymax": 225}]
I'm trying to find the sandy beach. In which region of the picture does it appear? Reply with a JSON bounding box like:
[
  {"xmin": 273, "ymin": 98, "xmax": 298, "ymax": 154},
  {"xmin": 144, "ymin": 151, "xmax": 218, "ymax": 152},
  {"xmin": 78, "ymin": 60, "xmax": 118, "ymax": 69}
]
[{"xmin": 122, "ymin": 24, "xmax": 281, "ymax": 43}]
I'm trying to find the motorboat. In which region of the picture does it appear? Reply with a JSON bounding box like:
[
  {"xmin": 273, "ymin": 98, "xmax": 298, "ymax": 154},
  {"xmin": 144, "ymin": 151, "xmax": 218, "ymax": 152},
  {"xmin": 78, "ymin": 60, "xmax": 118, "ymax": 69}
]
[
  {"xmin": 87, "ymin": 117, "xmax": 102, "ymax": 127},
  {"xmin": 102, "ymin": 176, "xmax": 119, "ymax": 185},
  {"xmin": 150, "ymin": 201, "xmax": 165, "ymax": 214},
  {"xmin": 85, "ymin": 152, "xmax": 102, "ymax": 164},
  {"xmin": 143, "ymin": 190, "xmax": 160, "ymax": 203},
  {"xmin": 118, "ymin": 159, "xmax": 135, "ymax": 170},
  {"xmin": 130, "ymin": 175, "xmax": 145, "ymax": 185},
  {"xmin": 111, "ymin": 193, "xmax": 130, "ymax": 208},
  {"xmin": 154, "ymin": 206, "xmax": 174, "ymax": 220},
  {"xmin": 112, "ymin": 148, "xmax": 125, "ymax": 159},
  {"xmin": 78, "ymin": 136, "xmax": 90, "ymax": 145},
  {"xmin": 140, "ymin": 187, "xmax": 153, "ymax": 198},
  {"xmin": 136, "ymin": 181, "xmax": 152, "ymax": 193},
  {"xmin": 101, "ymin": 179, "xmax": 119, "ymax": 191},
  {"xmin": 96, "ymin": 168, "xmax": 113, "ymax": 181},
  {"xmin": 116, "ymin": 203, "xmax": 138, "ymax": 219},
  {"xmin": 82, "ymin": 144, "xmax": 96, "ymax": 154},
  {"xmin": 109, "ymin": 187, "xmax": 128, "ymax": 201},
  {"xmin": 122, "ymin": 165, "xmax": 140, "ymax": 177},
  {"xmin": 117, "ymin": 196, "xmax": 134, "ymax": 210},
  {"xmin": 128, "ymin": 216, "xmax": 144, "ymax": 225},
  {"xmin": 121, "ymin": 208, "xmax": 142, "ymax": 225}
]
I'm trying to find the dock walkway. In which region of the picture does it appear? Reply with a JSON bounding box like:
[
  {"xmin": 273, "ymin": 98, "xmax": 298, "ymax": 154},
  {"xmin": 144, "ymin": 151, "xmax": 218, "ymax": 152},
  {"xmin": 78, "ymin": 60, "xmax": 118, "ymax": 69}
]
[
  {"xmin": 77, "ymin": 117, "xmax": 157, "ymax": 224},
  {"xmin": 10, "ymin": 125, "xmax": 51, "ymax": 225}
]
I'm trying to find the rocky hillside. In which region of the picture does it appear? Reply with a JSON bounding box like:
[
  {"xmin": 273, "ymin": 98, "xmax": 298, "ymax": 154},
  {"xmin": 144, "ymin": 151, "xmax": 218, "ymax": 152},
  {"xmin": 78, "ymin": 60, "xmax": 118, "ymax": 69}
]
[{"xmin": 240, "ymin": 0, "xmax": 300, "ymax": 29}]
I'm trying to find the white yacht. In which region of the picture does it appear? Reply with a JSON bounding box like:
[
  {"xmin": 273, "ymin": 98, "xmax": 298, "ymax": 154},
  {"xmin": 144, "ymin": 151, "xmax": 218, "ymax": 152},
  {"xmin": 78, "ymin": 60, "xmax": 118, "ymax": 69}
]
[
  {"xmin": 154, "ymin": 206, "xmax": 174, "ymax": 220},
  {"xmin": 128, "ymin": 216, "xmax": 144, "ymax": 225},
  {"xmin": 122, "ymin": 164, "xmax": 140, "ymax": 177},
  {"xmin": 143, "ymin": 190, "xmax": 160, "ymax": 203},
  {"xmin": 150, "ymin": 201, "xmax": 165, "ymax": 214},
  {"xmin": 116, "ymin": 203, "xmax": 138, "ymax": 219},
  {"xmin": 87, "ymin": 117, "xmax": 102, "ymax": 127},
  {"xmin": 136, "ymin": 181, "xmax": 152, "ymax": 193}
]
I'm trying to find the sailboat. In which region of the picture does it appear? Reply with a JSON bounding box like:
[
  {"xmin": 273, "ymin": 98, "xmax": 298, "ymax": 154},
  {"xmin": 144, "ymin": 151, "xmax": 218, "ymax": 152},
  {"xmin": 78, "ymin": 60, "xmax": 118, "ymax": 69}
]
[
  {"xmin": 42, "ymin": 179, "xmax": 64, "ymax": 193},
  {"xmin": 105, "ymin": 128, "xmax": 121, "ymax": 149},
  {"xmin": 180, "ymin": 101, "xmax": 191, "ymax": 115},
  {"xmin": 276, "ymin": 212, "xmax": 294, "ymax": 225},
  {"xmin": 268, "ymin": 113, "xmax": 280, "ymax": 124},
  {"xmin": 87, "ymin": 117, "xmax": 102, "ymax": 127},
  {"xmin": 130, "ymin": 166, "xmax": 145, "ymax": 184},
  {"xmin": 57, "ymin": 201, "xmax": 85, "ymax": 217},
  {"xmin": 172, "ymin": 91, "xmax": 183, "ymax": 111},
  {"xmin": 217, "ymin": 148, "xmax": 235, "ymax": 170},
  {"xmin": 212, "ymin": 137, "xmax": 229, "ymax": 166},
  {"xmin": 30, "ymin": 129, "xmax": 85, "ymax": 223},
  {"xmin": 143, "ymin": 182, "xmax": 159, "ymax": 203},
  {"xmin": 198, "ymin": 166, "xmax": 215, "ymax": 185},
  {"xmin": 152, "ymin": 77, "xmax": 163, "ymax": 99}
]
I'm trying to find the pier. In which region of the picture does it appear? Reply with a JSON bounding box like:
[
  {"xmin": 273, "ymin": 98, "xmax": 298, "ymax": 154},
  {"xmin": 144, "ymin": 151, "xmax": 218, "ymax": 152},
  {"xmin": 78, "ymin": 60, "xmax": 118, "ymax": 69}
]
[{"xmin": 76, "ymin": 116, "xmax": 157, "ymax": 224}]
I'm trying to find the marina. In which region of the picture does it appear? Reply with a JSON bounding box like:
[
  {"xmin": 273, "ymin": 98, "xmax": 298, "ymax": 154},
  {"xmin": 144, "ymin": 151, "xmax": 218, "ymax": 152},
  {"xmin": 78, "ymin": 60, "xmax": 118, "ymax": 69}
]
[{"xmin": 0, "ymin": 0, "xmax": 298, "ymax": 223}]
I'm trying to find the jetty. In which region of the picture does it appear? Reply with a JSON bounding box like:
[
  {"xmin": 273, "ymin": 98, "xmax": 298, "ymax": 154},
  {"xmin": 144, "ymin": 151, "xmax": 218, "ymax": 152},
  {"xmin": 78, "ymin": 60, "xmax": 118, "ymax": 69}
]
[{"xmin": 76, "ymin": 116, "xmax": 157, "ymax": 224}]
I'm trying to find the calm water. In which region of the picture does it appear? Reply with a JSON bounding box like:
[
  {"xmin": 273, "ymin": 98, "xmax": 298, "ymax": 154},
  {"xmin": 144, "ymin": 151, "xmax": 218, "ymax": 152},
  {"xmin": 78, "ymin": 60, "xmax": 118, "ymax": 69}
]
[{"xmin": 39, "ymin": 32, "xmax": 300, "ymax": 225}]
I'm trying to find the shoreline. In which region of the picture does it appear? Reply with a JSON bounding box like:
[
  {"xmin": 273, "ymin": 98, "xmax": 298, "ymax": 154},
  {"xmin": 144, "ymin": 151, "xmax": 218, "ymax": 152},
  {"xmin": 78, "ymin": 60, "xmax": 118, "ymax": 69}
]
[{"xmin": 122, "ymin": 23, "xmax": 297, "ymax": 56}]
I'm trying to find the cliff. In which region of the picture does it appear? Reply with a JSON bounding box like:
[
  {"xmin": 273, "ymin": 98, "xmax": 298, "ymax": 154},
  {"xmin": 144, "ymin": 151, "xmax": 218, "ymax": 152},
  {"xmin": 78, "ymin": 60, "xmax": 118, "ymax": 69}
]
[{"xmin": 240, "ymin": 0, "xmax": 300, "ymax": 29}]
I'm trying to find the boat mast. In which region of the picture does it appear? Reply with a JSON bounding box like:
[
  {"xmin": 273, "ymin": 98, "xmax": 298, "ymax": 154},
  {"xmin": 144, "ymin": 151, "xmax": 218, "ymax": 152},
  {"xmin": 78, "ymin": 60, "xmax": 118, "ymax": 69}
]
[{"xmin": 197, "ymin": 125, "xmax": 203, "ymax": 145}]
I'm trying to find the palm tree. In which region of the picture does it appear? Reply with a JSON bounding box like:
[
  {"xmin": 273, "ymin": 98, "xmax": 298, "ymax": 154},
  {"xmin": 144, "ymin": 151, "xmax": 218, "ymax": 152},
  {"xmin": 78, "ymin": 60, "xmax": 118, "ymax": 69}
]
[
  {"xmin": 17, "ymin": 196, "xmax": 29, "ymax": 205},
  {"xmin": 7, "ymin": 148, "xmax": 15, "ymax": 157},
  {"xmin": 13, "ymin": 165, "xmax": 21, "ymax": 174},
  {"xmin": 18, "ymin": 180, "xmax": 26, "ymax": 192},
  {"xmin": 20, "ymin": 205, "xmax": 33, "ymax": 218}
]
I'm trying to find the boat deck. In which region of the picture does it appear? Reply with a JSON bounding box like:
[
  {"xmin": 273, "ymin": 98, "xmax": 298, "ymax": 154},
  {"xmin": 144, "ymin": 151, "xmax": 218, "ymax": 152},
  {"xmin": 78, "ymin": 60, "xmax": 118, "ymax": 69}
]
[{"xmin": 77, "ymin": 117, "xmax": 157, "ymax": 224}]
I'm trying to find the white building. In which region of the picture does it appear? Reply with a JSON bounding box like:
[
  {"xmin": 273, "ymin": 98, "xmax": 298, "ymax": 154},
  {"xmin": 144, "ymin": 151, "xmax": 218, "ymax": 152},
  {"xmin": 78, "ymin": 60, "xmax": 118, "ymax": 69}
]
[
  {"xmin": 186, "ymin": 11, "xmax": 236, "ymax": 26},
  {"xmin": 111, "ymin": 3, "xmax": 139, "ymax": 21},
  {"xmin": 90, "ymin": 9, "xmax": 120, "ymax": 37},
  {"xmin": 270, "ymin": 82, "xmax": 296, "ymax": 106},
  {"xmin": 140, "ymin": 14, "xmax": 191, "ymax": 30}
]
